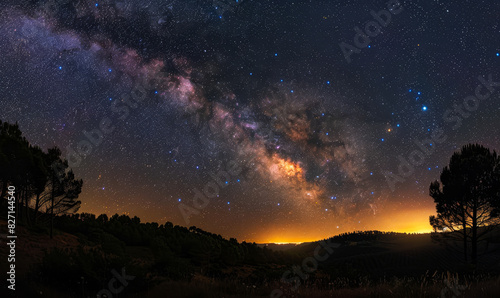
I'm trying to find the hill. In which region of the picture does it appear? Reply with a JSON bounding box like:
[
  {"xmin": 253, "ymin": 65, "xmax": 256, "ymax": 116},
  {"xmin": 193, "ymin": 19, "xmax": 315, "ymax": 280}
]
[{"xmin": 1, "ymin": 213, "xmax": 500, "ymax": 297}]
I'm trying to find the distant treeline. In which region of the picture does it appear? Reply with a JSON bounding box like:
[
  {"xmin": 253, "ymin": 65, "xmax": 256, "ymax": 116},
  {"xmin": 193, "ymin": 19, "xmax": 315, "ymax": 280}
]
[
  {"xmin": 53, "ymin": 212, "xmax": 302, "ymax": 272},
  {"xmin": 326, "ymin": 230, "xmax": 415, "ymax": 243}
]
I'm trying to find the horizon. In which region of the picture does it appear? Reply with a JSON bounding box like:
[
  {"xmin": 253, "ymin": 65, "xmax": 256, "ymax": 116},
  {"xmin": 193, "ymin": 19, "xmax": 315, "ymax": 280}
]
[
  {"xmin": 2, "ymin": 0, "xmax": 499, "ymax": 245},
  {"xmin": 67, "ymin": 207, "xmax": 435, "ymax": 244},
  {"xmin": 78, "ymin": 200, "xmax": 437, "ymax": 243},
  {"xmin": 2, "ymin": 1, "xmax": 500, "ymax": 297}
]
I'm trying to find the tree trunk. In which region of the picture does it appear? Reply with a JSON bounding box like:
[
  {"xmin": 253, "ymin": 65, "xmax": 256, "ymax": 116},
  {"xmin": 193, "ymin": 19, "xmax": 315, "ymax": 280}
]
[
  {"xmin": 471, "ymin": 200, "xmax": 478, "ymax": 264},
  {"xmin": 25, "ymin": 188, "xmax": 31, "ymax": 226},
  {"xmin": 34, "ymin": 193, "xmax": 40, "ymax": 224},
  {"xmin": 18, "ymin": 187, "xmax": 23, "ymax": 222},
  {"xmin": 0, "ymin": 180, "xmax": 6, "ymax": 200},
  {"xmin": 50, "ymin": 177, "xmax": 55, "ymax": 239},
  {"xmin": 50, "ymin": 198, "xmax": 54, "ymax": 238},
  {"xmin": 463, "ymin": 214, "xmax": 468, "ymax": 263}
]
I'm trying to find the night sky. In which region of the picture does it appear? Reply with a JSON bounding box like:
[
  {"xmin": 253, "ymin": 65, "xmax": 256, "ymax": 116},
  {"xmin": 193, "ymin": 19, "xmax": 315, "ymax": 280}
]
[{"xmin": 1, "ymin": 0, "xmax": 500, "ymax": 243}]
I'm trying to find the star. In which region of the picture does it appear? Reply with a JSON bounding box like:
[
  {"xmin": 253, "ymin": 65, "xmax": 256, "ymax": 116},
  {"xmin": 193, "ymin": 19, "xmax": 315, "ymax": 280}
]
[{"xmin": 2, "ymin": 0, "xmax": 499, "ymax": 249}]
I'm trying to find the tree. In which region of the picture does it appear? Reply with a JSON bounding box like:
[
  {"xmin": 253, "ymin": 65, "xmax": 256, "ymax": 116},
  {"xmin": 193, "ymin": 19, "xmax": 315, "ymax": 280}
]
[
  {"xmin": 429, "ymin": 144, "xmax": 500, "ymax": 264},
  {"xmin": 0, "ymin": 121, "xmax": 27, "ymax": 213},
  {"xmin": 29, "ymin": 145, "xmax": 48, "ymax": 224},
  {"xmin": 1, "ymin": 120, "xmax": 83, "ymax": 235},
  {"xmin": 44, "ymin": 147, "xmax": 83, "ymax": 238}
]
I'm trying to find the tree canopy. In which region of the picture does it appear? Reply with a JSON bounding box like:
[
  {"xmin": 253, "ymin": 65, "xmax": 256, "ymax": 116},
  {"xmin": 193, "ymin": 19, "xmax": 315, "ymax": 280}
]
[
  {"xmin": 0, "ymin": 119, "xmax": 83, "ymax": 235},
  {"xmin": 429, "ymin": 143, "xmax": 500, "ymax": 263}
]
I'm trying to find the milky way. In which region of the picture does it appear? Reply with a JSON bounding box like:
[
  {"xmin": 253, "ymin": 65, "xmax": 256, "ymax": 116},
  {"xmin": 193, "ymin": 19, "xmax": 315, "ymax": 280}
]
[{"xmin": 1, "ymin": 0, "xmax": 500, "ymax": 242}]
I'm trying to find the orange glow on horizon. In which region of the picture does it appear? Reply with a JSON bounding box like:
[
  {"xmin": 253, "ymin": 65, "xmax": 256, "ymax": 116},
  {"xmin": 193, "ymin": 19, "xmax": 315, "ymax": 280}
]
[
  {"xmin": 81, "ymin": 195, "xmax": 437, "ymax": 245},
  {"xmin": 249, "ymin": 205, "xmax": 436, "ymax": 244}
]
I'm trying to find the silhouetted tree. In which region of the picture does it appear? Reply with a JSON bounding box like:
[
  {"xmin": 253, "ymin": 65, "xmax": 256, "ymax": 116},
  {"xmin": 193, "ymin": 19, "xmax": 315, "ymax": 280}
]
[
  {"xmin": 1, "ymin": 120, "xmax": 83, "ymax": 232},
  {"xmin": 29, "ymin": 145, "xmax": 48, "ymax": 224},
  {"xmin": 0, "ymin": 121, "xmax": 29, "ymax": 220},
  {"xmin": 429, "ymin": 144, "xmax": 500, "ymax": 263},
  {"xmin": 97, "ymin": 213, "xmax": 108, "ymax": 223},
  {"xmin": 43, "ymin": 147, "xmax": 83, "ymax": 238}
]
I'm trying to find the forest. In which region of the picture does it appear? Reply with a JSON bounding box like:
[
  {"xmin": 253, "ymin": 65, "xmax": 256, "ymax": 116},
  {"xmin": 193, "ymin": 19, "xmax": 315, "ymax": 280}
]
[{"xmin": 1, "ymin": 119, "xmax": 500, "ymax": 297}]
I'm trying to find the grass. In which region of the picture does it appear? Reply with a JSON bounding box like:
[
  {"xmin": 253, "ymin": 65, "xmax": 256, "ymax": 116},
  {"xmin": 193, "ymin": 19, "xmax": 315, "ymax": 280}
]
[
  {"xmin": 134, "ymin": 271, "xmax": 500, "ymax": 297},
  {"xmin": 3, "ymin": 220, "xmax": 500, "ymax": 297}
]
